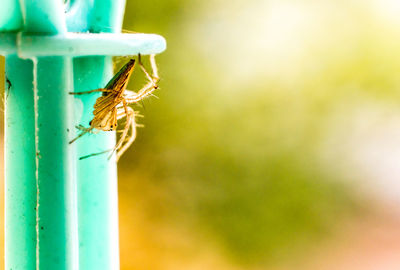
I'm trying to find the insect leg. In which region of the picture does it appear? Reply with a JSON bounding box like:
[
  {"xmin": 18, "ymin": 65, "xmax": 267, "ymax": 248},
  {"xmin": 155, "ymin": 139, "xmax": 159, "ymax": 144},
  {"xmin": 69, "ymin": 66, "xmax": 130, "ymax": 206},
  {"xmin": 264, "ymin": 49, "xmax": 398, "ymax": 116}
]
[
  {"xmin": 138, "ymin": 54, "xmax": 159, "ymax": 88},
  {"xmin": 69, "ymin": 88, "xmax": 114, "ymax": 95},
  {"xmin": 69, "ymin": 126, "xmax": 94, "ymax": 144},
  {"xmin": 116, "ymin": 110, "xmax": 137, "ymax": 161},
  {"xmin": 108, "ymin": 101, "xmax": 133, "ymax": 159},
  {"xmin": 79, "ymin": 149, "xmax": 113, "ymax": 160},
  {"xmin": 124, "ymin": 82, "xmax": 157, "ymax": 104},
  {"xmin": 149, "ymin": 54, "xmax": 159, "ymax": 80},
  {"xmin": 123, "ymin": 90, "xmax": 137, "ymax": 97}
]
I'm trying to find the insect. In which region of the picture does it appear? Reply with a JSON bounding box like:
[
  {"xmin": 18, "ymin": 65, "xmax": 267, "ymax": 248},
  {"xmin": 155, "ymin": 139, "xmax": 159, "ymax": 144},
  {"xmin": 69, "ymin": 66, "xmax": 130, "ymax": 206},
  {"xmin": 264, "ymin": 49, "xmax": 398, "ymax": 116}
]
[{"xmin": 69, "ymin": 54, "xmax": 160, "ymax": 161}]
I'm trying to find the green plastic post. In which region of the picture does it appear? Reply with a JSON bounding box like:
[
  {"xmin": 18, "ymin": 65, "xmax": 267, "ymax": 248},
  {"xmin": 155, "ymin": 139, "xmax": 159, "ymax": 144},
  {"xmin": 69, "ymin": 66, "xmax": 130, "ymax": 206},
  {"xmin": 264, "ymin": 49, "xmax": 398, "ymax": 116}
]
[
  {"xmin": 1, "ymin": 0, "xmax": 166, "ymax": 269},
  {"xmin": 19, "ymin": 1, "xmax": 77, "ymax": 269},
  {"xmin": 73, "ymin": 56, "xmax": 119, "ymax": 269},
  {"xmin": 70, "ymin": 1, "xmax": 125, "ymax": 269},
  {"xmin": 6, "ymin": 55, "xmax": 78, "ymax": 270},
  {"xmin": 0, "ymin": 0, "xmax": 22, "ymax": 31},
  {"xmin": 35, "ymin": 56, "xmax": 78, "ymax": 269},
  {"xmin": 5, "ymin": 55, "xmax": 37, "ymax": 270}
]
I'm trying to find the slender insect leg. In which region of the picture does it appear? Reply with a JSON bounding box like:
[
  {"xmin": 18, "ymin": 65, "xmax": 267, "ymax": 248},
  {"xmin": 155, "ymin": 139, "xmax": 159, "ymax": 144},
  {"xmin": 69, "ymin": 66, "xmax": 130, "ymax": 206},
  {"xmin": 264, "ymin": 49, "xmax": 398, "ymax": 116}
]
[
  {"xmin": 121, "ymin": 55, "xmax": 161, "ymax": 105},
  {"xmin": 69, "ymin": 126, "xmax": 94, "ymax": 144},
  {"xmin": 116, "ymin": 111, "xmax": 137, "ymax": 161},
  {"xmin": 108, "ymin": 102, "xmax": 133, "ymax": 159},
  {"xmin": 124, "ymin": 82, "xmax": 157, "ymax": 104},
  {"xmin": 138, "ymin": 54, "xmax": 157, "ymax": 86},
  {"xmin": 123, "ymin": 54, "xmax": 161, "ymax": 104},
  {"xmin": 116, "ymin": 102, "xmax": 143, "ymax": 117},
  {"xmin": 69, "ymin": 88, "xmax": 114, "ymax": 95},
  {"xmin": 149, "ymin": 54, "xmax": 159, "ymax": 79},
  {"xmin": 79, "ymin": 149, "xmax": 113, "ymax": 160},
  {"xmin": 123, "ymin": 90, "xmax": 137, "ymax": 97},
  {"xmin": 115, "ymin": 102, "xmax": 131, "ymax": 150},
  {"xmin": 138, "ymin": 54, "xmax": 159, "ymax": 87}
]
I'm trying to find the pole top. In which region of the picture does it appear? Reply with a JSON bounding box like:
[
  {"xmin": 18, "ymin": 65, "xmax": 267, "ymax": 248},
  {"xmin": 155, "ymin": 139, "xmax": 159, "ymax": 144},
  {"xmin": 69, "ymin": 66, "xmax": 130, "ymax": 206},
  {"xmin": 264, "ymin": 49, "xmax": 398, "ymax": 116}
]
[
  {"xmin": 0, "ymin": 32, "xmax": 166, "ymax": 57},
  {"xmin": 0, "ymin": 0, "xmax": 166, "ymax": 58}
]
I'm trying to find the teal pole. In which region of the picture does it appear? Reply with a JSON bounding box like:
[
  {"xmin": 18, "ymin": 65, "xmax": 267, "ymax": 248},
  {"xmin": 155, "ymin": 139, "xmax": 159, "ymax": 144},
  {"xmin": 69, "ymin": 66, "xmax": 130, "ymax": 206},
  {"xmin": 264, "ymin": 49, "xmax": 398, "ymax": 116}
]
[
  {"xmin": 6, "ymin": 55, "xmax": 78, "ymax": 270},
  {"xmin": 5, "ymin": 55, "xmax": 37, "ymax": 269},
  {"xmin": 0, "ymin": 0, "xmax": 22, "ymax": 32},
  {"xmin": 73, "ymin": 56, "xmax": 119, "ymax": 269},
  {"xmin": 68, "ymin": 0, "xmax": 124, "ymax": 268},
  {"xmin": 34, "ymin": 56, "xmax": 77, "ymax": 269},
  {"xmin": 1, "ymin": 0, "xmax": 166, "ymax": 269},
  {"xmin": 20, "ymin": 0, "xmax": 78, "ymax": 269}
]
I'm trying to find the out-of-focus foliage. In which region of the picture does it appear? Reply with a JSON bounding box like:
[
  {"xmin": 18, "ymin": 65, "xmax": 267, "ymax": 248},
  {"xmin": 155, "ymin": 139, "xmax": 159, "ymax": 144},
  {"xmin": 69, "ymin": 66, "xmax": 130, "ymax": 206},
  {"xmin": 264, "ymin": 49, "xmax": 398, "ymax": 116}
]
[{"xmin": 116, "ymin": 0, "xmax": 400, "ymax": 268}]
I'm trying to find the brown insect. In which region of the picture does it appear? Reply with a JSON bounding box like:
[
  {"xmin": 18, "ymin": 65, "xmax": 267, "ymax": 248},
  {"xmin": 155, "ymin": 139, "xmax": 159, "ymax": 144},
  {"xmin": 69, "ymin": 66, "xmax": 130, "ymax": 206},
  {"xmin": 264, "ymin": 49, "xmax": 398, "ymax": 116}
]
[{"xmin": 69, "ymin": 54, "xmax": 159, "ymax": 161}]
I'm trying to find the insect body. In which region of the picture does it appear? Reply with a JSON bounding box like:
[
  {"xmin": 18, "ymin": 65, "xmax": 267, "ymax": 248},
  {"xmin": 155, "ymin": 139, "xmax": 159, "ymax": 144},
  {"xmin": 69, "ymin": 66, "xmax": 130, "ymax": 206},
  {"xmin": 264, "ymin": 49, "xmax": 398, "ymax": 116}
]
[{"xmin": 70, "ymin": 54, "xmax": 159, "ymax": 161}]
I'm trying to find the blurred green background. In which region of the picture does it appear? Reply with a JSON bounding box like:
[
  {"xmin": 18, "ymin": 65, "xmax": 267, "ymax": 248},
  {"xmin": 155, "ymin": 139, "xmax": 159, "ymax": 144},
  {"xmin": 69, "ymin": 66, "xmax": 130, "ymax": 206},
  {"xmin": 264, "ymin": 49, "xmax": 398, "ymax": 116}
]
[{"xmin": 4, "ymin": 0, "xmax": 400, "ymax": 269}]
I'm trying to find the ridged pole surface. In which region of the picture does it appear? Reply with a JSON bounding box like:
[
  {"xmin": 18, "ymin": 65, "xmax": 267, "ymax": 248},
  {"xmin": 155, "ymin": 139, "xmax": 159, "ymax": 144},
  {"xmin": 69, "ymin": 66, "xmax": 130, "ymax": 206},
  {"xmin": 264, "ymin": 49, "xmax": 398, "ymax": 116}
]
[
  {"xmin": 5, "ymin": 55, "xmax": 36, "ymax": 270},
  {"xmin": 34, "ymin": 56, "xmax": 77, "ymax": 269},
  {"xmin": 23, "ymin": 0, "xmax": 78, "ymax": 267},
  {"xmin": 5, "ymin": 0, "xmax": 79, "ymax": 269}
]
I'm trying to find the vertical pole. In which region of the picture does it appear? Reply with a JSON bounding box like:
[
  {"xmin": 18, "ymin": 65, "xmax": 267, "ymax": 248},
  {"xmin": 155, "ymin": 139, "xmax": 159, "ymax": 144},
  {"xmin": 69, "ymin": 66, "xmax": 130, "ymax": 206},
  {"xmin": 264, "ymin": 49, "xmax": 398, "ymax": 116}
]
[
  {"xmin": 4, "ymin": 0, "xmax": 78, "ymax": 269},
  {"xmin": 73, "ymin": 56, "xmax": 119, "ymax": 269},
  {"xmin": 2, "ymin": 0, "xmax": 165, "ymax": 269},
  {"xmin": 5, "ymin": 55, "xmax": 36, "ymax": 270},
  {"xmin": 71, "ymin": 1, "xmax": 126, "ymax": 268},
  {"xmin": 0, "ymin": 0, "xmax": 22, "ymax": 31},
  {"xmin": 34, "ymin": 56, "xmax": 77, "ymax": 269}
]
